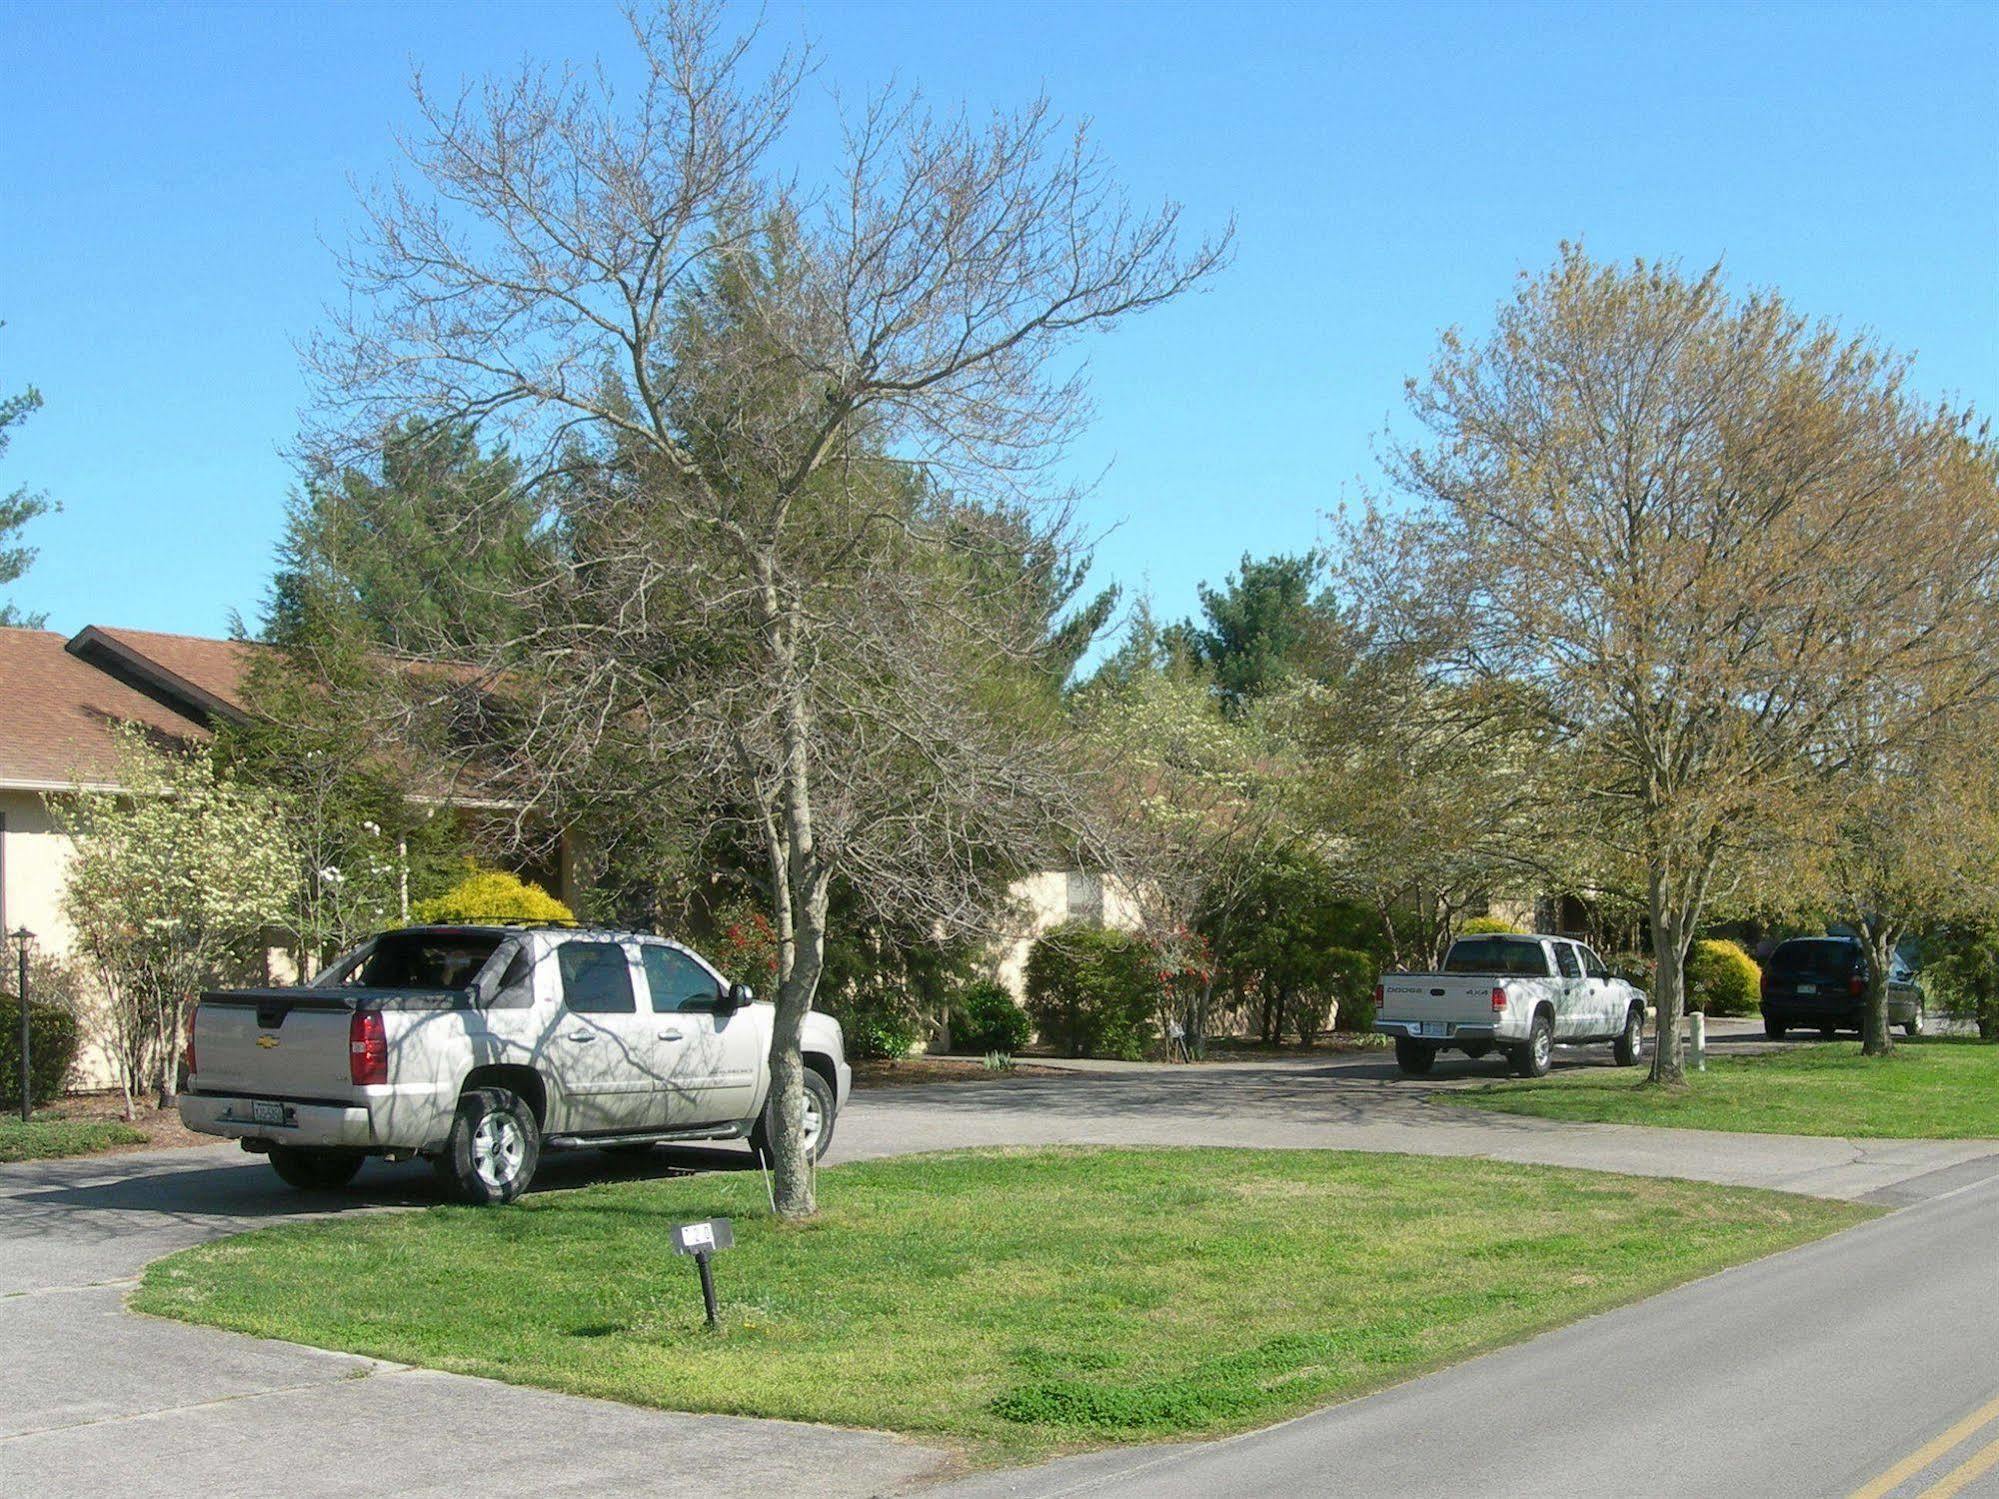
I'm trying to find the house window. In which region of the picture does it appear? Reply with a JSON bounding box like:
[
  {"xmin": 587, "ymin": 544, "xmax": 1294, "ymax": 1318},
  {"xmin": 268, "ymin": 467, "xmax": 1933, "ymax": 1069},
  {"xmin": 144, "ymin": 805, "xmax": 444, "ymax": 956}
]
[{"xmin": 1066, "ymin": 872, "xmax": 1103, "ymax": 925}]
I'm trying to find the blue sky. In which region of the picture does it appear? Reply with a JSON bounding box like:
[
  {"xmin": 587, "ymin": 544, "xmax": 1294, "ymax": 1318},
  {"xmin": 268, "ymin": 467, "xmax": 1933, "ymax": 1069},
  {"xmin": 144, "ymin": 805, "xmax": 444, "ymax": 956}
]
[{"xmin": 2, "ymin": 0, "xmax": 1994, "ymax": 644}]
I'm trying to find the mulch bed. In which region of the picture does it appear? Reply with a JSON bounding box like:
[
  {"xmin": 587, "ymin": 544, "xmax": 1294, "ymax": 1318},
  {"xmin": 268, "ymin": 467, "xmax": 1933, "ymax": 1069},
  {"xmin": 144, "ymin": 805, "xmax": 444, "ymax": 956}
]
[
  {"xmin": 852, "ymin": 1056, "xmax": 1078, "ymax": 1088},
  {"xmin": 40, "ymin": 1090, "xmax": 214, "ymax": 1152}
]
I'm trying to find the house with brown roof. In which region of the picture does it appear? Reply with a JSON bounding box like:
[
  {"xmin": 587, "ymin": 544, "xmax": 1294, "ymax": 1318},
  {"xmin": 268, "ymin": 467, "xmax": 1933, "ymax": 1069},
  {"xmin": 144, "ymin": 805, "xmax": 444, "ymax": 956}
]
[
  {"xmin": 0, "ymin": 624, "xmax": 580, "ymax": 1087},
  {"xmin": 0, "ymin": 626, "xmax": 261, "ymax": 953}
]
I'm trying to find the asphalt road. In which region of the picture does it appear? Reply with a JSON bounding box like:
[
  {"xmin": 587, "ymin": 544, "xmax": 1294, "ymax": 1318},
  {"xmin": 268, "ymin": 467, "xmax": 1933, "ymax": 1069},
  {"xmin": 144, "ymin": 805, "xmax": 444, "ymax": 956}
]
[{"xmin": 4, "ymin": 1039, "xmax": 1997, "ymax": 1498}]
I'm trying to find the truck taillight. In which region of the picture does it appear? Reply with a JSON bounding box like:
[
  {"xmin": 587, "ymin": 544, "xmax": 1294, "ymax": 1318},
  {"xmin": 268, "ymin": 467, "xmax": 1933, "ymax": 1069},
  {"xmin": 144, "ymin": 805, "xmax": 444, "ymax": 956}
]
[
  {"xmin": 1373, "ymin": 984, "xmax": 1384, "ymax": 1010},
  {"xmin": 1490, "ymin": 985, "xmax": 1507, "ymax": 1012},
  {"xmin": 185, "ymin": 1005, "xmax": 198, "ymax": 1077},
  {"xmin": 350, "ymin": 1010, "xmax": 387, "ymax": 1086},
  {"xmin": 1850, "ymin": 972, "xmax": 1865, "ymax": 997}
]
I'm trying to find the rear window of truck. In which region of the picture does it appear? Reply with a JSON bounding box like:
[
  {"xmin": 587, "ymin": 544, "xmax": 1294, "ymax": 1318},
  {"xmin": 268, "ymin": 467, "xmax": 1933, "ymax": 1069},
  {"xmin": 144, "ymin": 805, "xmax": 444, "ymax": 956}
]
[
  {"xmin": 1443, "ymin": 937, "xmax": 1552, "ymax": 977},
  {"xmin": 338, "ymin": 932, "xmax": 505, "ymax": 991}
]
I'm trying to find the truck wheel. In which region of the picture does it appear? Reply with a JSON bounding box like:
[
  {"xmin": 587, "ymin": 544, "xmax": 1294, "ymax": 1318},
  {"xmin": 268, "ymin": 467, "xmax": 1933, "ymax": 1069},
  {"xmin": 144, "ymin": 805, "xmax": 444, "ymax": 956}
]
[
  {"xmin": 1904, "ymin": 1006, "xmax": 1924, "ymax": 1038},
  {"xmin": 1764, "ymin": 1017, "xmax": 1788, "ymax": 1040},
  {"xmin": 1612, "ymin": 1006, "xmax": 1644, "ymax": 1067},
  {"xmin": 1513, "ymin": 1013, "xmax": 1554, "ymax": 1077},
  {"xmin": 750, "ymin": 1069, "xmax": 837, "ymax": 1164},
  {"xmin": 434, "ymin": 1086, "xmax": 540, "ymax": 1205},
  {"xmin": 267, "ymin": 1146, "xmax": 364, "ymax": 1191},
  {"xmin": 1393, "ymin": 1037, "xmax": 1436, "ymax": 1075}
]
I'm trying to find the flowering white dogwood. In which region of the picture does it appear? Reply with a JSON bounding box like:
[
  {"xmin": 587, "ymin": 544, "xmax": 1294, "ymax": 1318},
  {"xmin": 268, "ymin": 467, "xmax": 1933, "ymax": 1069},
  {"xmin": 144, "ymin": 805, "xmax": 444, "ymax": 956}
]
[{"xmin": 59, "ymin": 728, "xmax": 297, "ymax": 1113}]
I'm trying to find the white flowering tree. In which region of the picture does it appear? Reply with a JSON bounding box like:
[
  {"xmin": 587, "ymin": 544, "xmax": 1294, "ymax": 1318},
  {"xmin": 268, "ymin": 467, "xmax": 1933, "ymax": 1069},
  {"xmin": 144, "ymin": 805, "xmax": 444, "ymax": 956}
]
[{"xmin": 59, "ymin": 728, "xmax": 298, "ymax": 1113}]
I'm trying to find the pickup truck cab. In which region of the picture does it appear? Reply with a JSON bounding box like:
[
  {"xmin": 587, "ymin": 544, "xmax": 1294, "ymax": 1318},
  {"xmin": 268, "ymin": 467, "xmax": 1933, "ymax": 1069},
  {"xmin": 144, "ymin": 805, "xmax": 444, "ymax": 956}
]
[
  {"xmin": 1375, "ymin": 933, "xmax": 1648, "ymax": 1078},
  {"xmin": 180, "ymin": 924, "xmax": 851, "ymax": 1203}
]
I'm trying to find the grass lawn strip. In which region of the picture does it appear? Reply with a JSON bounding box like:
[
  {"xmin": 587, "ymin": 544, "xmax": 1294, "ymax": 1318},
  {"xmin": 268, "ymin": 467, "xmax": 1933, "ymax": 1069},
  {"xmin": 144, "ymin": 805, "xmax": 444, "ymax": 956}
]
[
  {"xmin": 1444, "ymin": 1038, "xmax": 1999, "ymax": 1138},
  {"xmin": 134, "ymin": 1147, "xmax": 1870, "ymax": 1466},
  {"xmin": 0, "ymin": 1116, "xmax": 149, "ymax": 1163}
]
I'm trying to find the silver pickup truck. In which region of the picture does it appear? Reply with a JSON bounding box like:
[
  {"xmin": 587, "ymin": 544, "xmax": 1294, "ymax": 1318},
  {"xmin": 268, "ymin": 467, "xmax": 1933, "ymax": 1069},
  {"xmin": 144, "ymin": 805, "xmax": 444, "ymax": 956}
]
[
  {"xmin": 1375, "ymin": 933, "xmax": 1647, "ymax": 1078},
  {"xmin": 181, "ymin": 924, "xmax": 850, "ymax": 1203}
]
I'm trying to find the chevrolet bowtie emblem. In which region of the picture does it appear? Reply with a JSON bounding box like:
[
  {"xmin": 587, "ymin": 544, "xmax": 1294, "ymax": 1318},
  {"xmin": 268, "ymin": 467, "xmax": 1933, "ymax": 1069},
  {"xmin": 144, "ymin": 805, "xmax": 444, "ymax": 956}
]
[{"xmin": 256, "ymin": 1034, "xmax": 280, "ymax": 1048}]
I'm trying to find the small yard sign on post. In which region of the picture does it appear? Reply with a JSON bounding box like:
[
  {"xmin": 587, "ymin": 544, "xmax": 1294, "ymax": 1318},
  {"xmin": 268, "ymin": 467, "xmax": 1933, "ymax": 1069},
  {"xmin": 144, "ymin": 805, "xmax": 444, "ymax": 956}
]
[{"xmin": 672, "ymin": 1217, "xmax": 735, "ymax": 1329}]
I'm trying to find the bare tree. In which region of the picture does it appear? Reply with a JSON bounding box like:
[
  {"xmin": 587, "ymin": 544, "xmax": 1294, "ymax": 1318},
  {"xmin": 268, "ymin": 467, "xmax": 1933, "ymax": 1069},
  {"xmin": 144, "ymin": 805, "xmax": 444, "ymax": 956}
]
[
  {"xmin": 309, "ymin": 2, "xmax": 1228, "ymax": 1214},
  {"xmin": 1358, "ymin": 247, "xmax": 1999, "ymax": 1084}
]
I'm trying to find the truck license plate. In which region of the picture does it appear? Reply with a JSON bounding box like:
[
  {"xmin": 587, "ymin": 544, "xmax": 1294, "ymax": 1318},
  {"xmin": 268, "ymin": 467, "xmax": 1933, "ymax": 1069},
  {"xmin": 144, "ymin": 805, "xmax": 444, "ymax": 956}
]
[
  {"xmin": 1415, "ymin": 1022, "xmax": 1444, "ymax": 1037},
  {"xmin": 251, "ymin": 1100, "xmax": 286, "ymax": 1126}
]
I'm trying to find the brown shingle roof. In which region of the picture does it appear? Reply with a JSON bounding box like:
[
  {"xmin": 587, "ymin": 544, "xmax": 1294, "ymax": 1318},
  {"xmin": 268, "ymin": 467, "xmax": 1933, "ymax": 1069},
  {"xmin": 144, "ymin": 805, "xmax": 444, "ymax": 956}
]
[
  {"xmin": 0, "ymin": 628, "xmax": 218, "ymax": 790},
  {"xmin": 65, "ymin": 625, "xmax": 256, "ymax": 724}
]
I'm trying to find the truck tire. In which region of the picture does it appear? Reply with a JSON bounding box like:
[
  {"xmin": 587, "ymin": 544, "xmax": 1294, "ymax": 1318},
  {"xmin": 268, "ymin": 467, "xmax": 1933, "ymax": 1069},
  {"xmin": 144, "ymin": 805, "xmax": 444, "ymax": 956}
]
[
  {"xmin": 1513, "ymin": 1013, "xmax": 1554, "ymax": 1077},
  {"xmin": 1392, "ymin": 1037, "xmax": 1437, "ymax": 1075},
  {"xmin": 1612, "ymin": 1005, "xmax": 1644, "ymax": 1067},
  {"xmin": 750, "ymin": 1068, "xmax": 837, "ymax": 1165},
  {"xmin": 1904, "ymin": 1005, "xmax": 1924, "ymax": 1038},
  {"xmin": 267, "ymin": 1146, "xmax": 364, "ymax": 1191},
  {"xmin": 434, "ymin": 1086, "xmax": 540, "ymax": 1205},
  {"xmin": 1764, "ymin": 1017, "xmax": 1788, "ymax": 1040}
]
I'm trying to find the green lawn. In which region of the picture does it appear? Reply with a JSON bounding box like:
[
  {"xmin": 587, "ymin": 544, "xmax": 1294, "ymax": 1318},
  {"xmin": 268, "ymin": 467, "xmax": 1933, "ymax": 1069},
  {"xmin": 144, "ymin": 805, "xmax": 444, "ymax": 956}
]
[
  {"xmin": 1445, "ymin": 1038, "xmax": 1999, "ymax": 1138},
  {"xmin": 0, "ymin": 1116, "xmax": 148, "ymax": 1163},
  {"xmin": 134, "ymin": 1147, "xmax": 1868, "ymax": 1465}
]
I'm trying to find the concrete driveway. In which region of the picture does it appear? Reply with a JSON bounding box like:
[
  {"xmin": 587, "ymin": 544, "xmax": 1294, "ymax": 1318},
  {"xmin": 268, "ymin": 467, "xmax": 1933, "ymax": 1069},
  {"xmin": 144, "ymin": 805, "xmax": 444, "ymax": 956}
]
[{"xmin": 5, "ymin": 1039, "xmax": 1995, "ymax": 1498}]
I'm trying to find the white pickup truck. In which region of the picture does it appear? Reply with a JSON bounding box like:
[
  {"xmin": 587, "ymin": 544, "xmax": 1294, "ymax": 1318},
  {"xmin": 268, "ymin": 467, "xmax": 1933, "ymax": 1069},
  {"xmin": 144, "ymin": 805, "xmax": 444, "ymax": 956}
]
[
  {"xmin": 1375, "ymin": 933, "xmax": 1647, "ymax": 1078},
  {"xmin": 181, "ymin": 924, "xmax": 851, "ymax": 1204}
]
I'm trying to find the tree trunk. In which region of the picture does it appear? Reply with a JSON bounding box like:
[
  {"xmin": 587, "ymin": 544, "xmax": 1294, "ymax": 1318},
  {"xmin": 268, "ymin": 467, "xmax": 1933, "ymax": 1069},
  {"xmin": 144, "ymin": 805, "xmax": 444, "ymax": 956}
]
[
  {"xmin": 1191, "ymin": 973, "xmax": 1214, "ymax": 1060},
  {"xmin": 765, "ymin": 615, "xmax": 830, "ymax": 1221},
  {"xmin": 1859, "ymin": 918, "xmax": 1898, "ymax": 1058},
  {"xmin": 1646, "ymin": 870, "xmax": 1690, "ymax": 1087},
  {"xmin": 766, "ymin": 877, "xmax": 828, "ymax": 1219}
]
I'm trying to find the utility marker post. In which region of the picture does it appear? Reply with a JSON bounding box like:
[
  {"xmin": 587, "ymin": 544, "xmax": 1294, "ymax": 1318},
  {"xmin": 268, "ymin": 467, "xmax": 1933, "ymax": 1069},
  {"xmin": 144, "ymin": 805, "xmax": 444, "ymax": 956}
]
[
  {"xmin": 672, "ymin": 1218, "xmax": 735, "ymax": 1330},
  {"xmin": 1688, "ymin": 1011, "xmax": 1707, "ymax": 1073}
]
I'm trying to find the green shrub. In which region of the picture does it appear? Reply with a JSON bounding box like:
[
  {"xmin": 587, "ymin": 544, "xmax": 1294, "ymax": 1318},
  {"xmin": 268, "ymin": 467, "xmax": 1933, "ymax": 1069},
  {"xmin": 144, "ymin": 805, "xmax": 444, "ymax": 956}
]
[
  {"xmin": 1460, "ymin": 915, "xmax": 1522, "ymax": 936},
  {"xmin": 1326, "ymin": 947, "xmax": 1379, "ymax": 1033},
  {"xmin": 412, "ymin": 867, "xmax": 574, "ymax": 925},
  {"xmin": 844, "ymin": 1008, "xmax": 919, "ymax": 1061},
  {"xmin": 1686, "ymin": 939, "xmax": 1761, "ymax": 1016},
  {"xmin": 1024, "ymin": 922, "xmax": 1160, "ymax": 1060},
  {"xmin": 0, "ymin": 999, "xmax": 80, "ymax": 1109},
  {"xmin": 954, "ymin": 979, "xmax": 1031, "ymax": 1055},
  {"xmin": 1923, "ymin": 929, "xmax": 1999, "ymax": 1040}
]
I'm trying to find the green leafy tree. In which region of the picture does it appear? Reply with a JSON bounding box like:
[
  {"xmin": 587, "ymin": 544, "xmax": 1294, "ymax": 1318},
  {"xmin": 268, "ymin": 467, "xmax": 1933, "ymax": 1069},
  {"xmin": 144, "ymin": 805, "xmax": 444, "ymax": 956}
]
[
  {"xmin": 0, "ymin": 329, "xmax": 54, "ymax": 627},
  {"xmin": 1219, "ymin": 849, "xmax": 1367, "ymax": 1045},
  {"xmin": 272, "ymin": 421, "xmax": 543, "ymax": 657},
  {"xmin": 1924, "ymin": 924, "xmax": 1999, "ymax": 1040},
  {"xmin": 1179, "ymin": 551, "xmax": 1339, "ymax": 713},
  {"xmin": 58, "ymin": 730, "xmax": 297, "ymax": 1113}
]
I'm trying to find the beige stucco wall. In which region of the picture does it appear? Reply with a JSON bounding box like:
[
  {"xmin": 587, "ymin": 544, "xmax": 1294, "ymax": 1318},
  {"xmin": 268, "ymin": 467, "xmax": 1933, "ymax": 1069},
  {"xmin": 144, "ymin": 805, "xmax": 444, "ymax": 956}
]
[
  {"xmin": 991, "ymin": 870, "xmax": 1144, "ymax": 1002},
  {"xmin": 0, "ymin": 788, "xmax": 124, "ymax": 1087}
]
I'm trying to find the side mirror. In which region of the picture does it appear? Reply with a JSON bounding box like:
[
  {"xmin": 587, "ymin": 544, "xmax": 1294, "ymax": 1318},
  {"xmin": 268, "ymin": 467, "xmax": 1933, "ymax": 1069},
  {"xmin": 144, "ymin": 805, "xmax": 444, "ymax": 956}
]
[{"xmin": 723, "ymin": 981, "xmax": 754, "ymax": 1012}]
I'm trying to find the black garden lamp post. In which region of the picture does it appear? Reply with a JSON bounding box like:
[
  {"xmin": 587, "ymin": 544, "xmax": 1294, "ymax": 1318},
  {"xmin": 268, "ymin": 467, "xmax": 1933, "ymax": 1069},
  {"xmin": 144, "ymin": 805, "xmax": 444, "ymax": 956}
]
[{"xmin": 12, "ymin": 927, "xmax": 31, "ymax": 1124}]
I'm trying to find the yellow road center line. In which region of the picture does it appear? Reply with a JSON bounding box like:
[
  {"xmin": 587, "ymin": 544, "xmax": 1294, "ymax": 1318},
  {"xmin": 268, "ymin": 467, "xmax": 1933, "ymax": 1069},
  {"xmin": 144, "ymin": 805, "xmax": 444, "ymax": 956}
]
[
  {"xmin": 1920, "ymin": 1433, "xmax": 1999, "ymax": 1499},
  {"xmin": 1850, "ymin": 1394, "xmax": 1999, "ymax": 1499}
]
